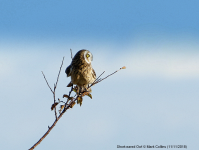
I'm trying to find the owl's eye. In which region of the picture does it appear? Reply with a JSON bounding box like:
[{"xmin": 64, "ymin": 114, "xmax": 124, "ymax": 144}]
[{"xmin": 86, "ymin": 53, "xmax": 90, "ymax": 58}]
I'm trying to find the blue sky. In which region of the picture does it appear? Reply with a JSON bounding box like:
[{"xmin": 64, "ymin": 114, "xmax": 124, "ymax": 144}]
[
  {"xmin": 1, "ymin": 0, "xmax": 199, "ymax": 42},
  {"xmin": 0, "ymin": 1, "xmax": 199, "ymax": 150}
]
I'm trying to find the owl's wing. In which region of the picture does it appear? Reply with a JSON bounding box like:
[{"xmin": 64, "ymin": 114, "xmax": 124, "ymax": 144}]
[
  {"xmin": 65, "ymin": 65, "xmax": 72, "ymax": 77},
  {"xmin": 66, "ymin": 65, "xmax": 73, "ymax": 87},
  {"xmin": 92, "ymin": 68, "xmax": 96, "ymax": 79}
]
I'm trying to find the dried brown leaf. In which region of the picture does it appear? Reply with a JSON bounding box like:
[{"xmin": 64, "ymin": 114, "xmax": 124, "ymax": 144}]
[
  {"xmin": 70, "ymin": 101, "xmax": 76, "ymax": 108},
  {"xmin": 59, "ymin": 105, "xmax": 65, "ymax": 114},
  {"xmin": 69, "ymin": 97, "xmax": 73, "ymax": 100},
  {"xmin": 80, "ymin": 101, "xmax": 82, "ymax": 106},
  {"xmin": 87, "ymin": 93, "xmax": 92, "ymax": 99},
  {"xmin": 63, "ymin": 94, "xmax": 73, "ymax": 100},
  {"xmin": 73, "ymin": 89, "xmax": 77, "ymax": 93},
  {"xmin": 82, "ymin": 91, "xmax": 90, "ymax": 97},
  {"xmin": 51, "ymin": 102, "xmax": 58, "ymax": 111},
  {"xmin": 77, "ymin": 96, "xmax": 82, "ymax": 101},
  {"xmin": 77, "ymin": 96, "xmax": 83, "ymax": 106},
  {"xmin": 63, "ymin": 94, "xmax": 69, "ymax": 98}
]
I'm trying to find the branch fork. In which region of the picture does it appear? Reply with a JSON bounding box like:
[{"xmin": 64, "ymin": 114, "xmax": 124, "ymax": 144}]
[{"xmin": 29, "ymin": 50, "xmax": 126, "ymax": 150}]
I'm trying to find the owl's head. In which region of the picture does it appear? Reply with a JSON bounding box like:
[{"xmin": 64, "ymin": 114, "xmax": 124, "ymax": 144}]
[
  {"xmin": 73, "ymin": 49, "xmax": 93, "ymax": 64},
  {"xmin": 83, "ymin": 50, "xmax": 93, "ymax": 64}
]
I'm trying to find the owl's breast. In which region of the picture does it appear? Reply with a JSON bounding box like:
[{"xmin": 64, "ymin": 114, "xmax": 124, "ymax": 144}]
[{"xmin": 70, "ymin": 64, "xmax": 94, "ymax": 87}]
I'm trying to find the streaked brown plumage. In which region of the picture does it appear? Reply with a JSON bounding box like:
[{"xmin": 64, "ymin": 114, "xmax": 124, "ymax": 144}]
[{"xmin": 65, "ymin": 49, "xmax": 96, "ymax": 94}]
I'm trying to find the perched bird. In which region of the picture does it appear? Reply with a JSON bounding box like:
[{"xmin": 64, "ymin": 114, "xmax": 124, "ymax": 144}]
[{"xmin": 65, "ymin": 49, "xmax": 96, "ymax": 95}]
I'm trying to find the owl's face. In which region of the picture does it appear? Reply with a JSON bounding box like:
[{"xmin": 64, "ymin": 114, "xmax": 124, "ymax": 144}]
[{"xmin": 83, "ymin": 50, "xmax": 93, "ymax": 64}]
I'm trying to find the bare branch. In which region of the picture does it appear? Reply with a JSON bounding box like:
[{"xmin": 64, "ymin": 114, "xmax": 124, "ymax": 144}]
[
  {"xmin": 41, "ymin": 71, "xmax": 53, "ymax": 93},
  {"xmin": 30, "ymin": 50, "xmax": 125, "ymax": 150},
  {"xmin": 54, "ymin": 57, "xmax": 65, "ymax": 119},
  {"xmin": 89, "ymin": 71, "xmax": 105, "ymax": 87},
  {"xmin": 53, "ymin": 95, "xmax": 58, "ymax": 120},
  {"xmin": 30, "ymin": 58, "xmax": 66, "ymax": 149},
  {"xmin": 29, "ymin": 100, "xmax": 72, "ymax": 150},
  {"xmin": 55, "ymin": 57, "xmax": 65, "ymax": 89},
  {"xmin": 90, "ymin": 66, "xmax": 126, "ymax": 87}
]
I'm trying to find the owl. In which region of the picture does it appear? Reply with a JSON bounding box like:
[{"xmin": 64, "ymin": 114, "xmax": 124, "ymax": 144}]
[{"xmin": 65, "ymin": 49, "xmax": 96, "ymax": 95}]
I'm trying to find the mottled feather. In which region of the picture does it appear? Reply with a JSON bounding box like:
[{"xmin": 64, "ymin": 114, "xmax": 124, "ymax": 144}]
[{"xmin": 65, "ymin": 49, "xmax": 96, "ymax": 93}]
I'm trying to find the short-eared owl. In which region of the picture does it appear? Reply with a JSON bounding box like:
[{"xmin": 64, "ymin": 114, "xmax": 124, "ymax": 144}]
[{"xmin": 65, "ymin": 49, "xmax": 96, "ymax": 94}]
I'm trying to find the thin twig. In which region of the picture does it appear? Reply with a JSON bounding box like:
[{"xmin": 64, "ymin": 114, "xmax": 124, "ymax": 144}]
[
  {"xmin": 29, "ymin": 98, "xmax": 73, "ymax": 150},
  {"xmin": 55, "ymin": 57, "xmax": 65, "ymax": 89},
  {"xmin": 90, "ymin": 67, "xmax": 125, "ymax": 87},
  {"xmin": 54, "ymin": 57, "xmax": 64, "ymax": 119},
  {"xmin": 30, "ymin": 53, "xmax": 125, "ymax": 150},
  {"xmin": 42, "ymin": 71, "xmax": 54, "ymax": 93},
  {"xmin": 89, "ymin": 71, "xmax": 105, "ymax": 88},
  {"xmin": 54, "ymin": 57, "xmax": 65, "ymax": 119},
  {"xmin": 63, "ymin": 86, "xmax": 73, "ymax": 110},
  {"xmin": 53, "ymin": 94, "xmax": 58, "ymax": 120},
  {"xmin": 29, "ymin": 58, "xmax": 67, "ymax": 150},
  {"xmin": 70, "ymin": 49, "xmax": 73, "ymax": 59},
  {"xmin": 29, "ymin": 90, "xmax": 77, "ymax": 150},
  {"xmin": 59, "ymin": 101, "xmax": 66, "ymax": 104}
]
